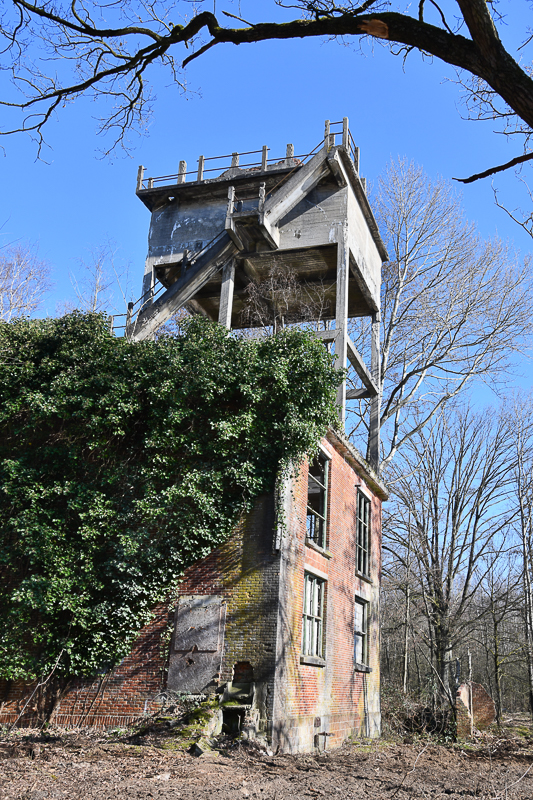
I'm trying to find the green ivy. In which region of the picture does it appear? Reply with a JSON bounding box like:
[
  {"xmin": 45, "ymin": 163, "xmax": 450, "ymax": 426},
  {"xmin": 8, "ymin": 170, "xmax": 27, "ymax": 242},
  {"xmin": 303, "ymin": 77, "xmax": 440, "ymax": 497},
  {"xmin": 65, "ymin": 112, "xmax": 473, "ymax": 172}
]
[{"xmin": 0, "ymin": 313, "xmax": 341, "ymax": 681}]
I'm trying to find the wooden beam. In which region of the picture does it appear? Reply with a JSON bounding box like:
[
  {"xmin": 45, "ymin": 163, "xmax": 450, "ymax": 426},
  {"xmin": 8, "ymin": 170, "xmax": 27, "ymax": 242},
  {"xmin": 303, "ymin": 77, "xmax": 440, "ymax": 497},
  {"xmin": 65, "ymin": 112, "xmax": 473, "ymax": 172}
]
[
  {"xmin": 346, "ymin": 335, "xmax": 378, "ymax": 397},
  {"xmin": 335, "ymin": 229, "xmax": 349, "ymax": 426},
  {"xmin": 218, "ymin": 259, "xmax": 235, "ymax": 329},
  {"xmin": 368, "ymin": 311, "xmax": 381, "ymax": 469},
  {"xmin": 326, "ymin": 149, "xmax": 348, "ymax": 188},
  {"xmin": 186, "ymin": 299, "xmax": 213, "ymax": 319},
  {"xmin": 346, "ymin": 388, "xmax": 373, "ymax": 400},
  {"xmin": 261, "ymin": 147, "xmax": 330, "ymax": 233},
  {"xmin": 131, "ymin": 233, "xmax": 237, "ymax": 341}
]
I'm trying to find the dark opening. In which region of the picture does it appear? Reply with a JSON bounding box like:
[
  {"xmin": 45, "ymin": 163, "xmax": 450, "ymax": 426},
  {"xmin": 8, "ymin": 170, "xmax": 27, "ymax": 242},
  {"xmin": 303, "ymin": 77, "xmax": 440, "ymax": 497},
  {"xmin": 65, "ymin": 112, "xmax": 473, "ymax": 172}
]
[
  {"xmin": 232, "ymin": 661, "xmax": 254, "ymax": 682},
  {"xmin": 222, "ymin": 708, "xmax": 245, "ymax": 734}
]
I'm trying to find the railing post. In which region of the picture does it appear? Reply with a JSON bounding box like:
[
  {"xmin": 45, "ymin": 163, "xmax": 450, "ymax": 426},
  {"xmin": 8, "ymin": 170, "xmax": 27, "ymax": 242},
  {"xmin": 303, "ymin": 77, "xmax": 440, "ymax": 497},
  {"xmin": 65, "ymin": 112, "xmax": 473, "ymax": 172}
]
[
  {"xmin": 177, "ymin": 160, "xmax": 187, "ymax": 184},
  {"xmin": 136, "ymin": 165, "xmax": 145, "ymax": 192},
  {"xmin": 231, "ymin": 152, "xmax": 239, "ymax": 168},
  {"xmin": 261, "ymin": 145, "xmax": 268, "ymax": 171},
  {"xmin": 147, "ymin": 177, "xmax": 154, "ymax": 189},
  {"xmin": 197, "ymin": 155, "xmax": 205, "ymax": 182},
  {"xmin": 324, "ymin": 119, "xmax": 330, "ymax": 148},
  {"xmin": 125, "ymin": 301, "xmax": 134, "ymax": 337},
  {"xmin": 342, "ymin": 117, "xmax": 349, "ymax": 150},
  {"xmin": 286, "ymin": 143, "xmax": 294, "ymax": 165}
]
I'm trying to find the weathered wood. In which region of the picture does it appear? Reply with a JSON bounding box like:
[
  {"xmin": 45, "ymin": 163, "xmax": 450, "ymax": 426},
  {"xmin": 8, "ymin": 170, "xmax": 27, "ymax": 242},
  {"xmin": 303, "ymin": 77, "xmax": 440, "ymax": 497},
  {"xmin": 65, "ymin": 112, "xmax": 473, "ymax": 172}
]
[
  {"xmin": 368, "ymin": 311, "xmax": 381, "ymax": 468},
  {"xmin": 140, "ymin": 263, "xmax": 155, "ymax": 309},
  {"xmin": 261, "ymin": 146, "xmax": 268, "ymax": 172},
  {"xmin": 177, "ymin": 161, "xmax": 187, "ymax": 184},
  {"xmin": 136, "ymin": 165, "xmax": 145, "ymax": 192},
  {"xmin": 261, "ymin": 147, "xmax": 329, "ymax": 234},
  {"xmin": 131, "ymin": 233, "xmax": 237, "ymax": 340},
  {"xmin": 327, "ymin": 148, "xmax": 348, "ymax": 188},
  {"xmin": 335, "ymin": 227, "xmax": 349, "ymax": 425},
  {"xmin": 342, "ymin": 118, "xmax": 349, "ymax": 150},
  {"xmin": 346, "ymin": 335, "xmax": 378, "ymax": 397},
  {"xmin": 218, "ymin": 258, "xmax": 235, "ymax": 329},
  {"xmin": 197, "ymin": 155, "xmax": 205, "ymax": 182},
  {"xmin": 187, "ymin": 298, "xmax": 213, "ymax": 319},
  {"xmin": 346, "ymin": 388, "xmax": 372, "ymax": 400}
]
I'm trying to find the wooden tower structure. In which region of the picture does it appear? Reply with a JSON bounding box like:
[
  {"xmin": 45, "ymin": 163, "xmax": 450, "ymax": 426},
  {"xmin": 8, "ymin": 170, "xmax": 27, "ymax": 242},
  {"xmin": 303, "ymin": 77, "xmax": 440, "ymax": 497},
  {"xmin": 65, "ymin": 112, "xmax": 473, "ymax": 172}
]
[{"xmin": 129, "ymin": 119, "xmax": 388, "ymax": 468}]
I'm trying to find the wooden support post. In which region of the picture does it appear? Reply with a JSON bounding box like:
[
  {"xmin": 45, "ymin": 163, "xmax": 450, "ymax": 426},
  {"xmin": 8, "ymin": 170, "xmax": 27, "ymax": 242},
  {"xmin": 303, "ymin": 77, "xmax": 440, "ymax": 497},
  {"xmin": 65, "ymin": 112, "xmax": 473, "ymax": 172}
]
[
  {"xmin": 342, "ymin": 118, "xmax": 349, "ymax": 150},
  {"xmin": 231, "ymin": 152, "xmax": 239, "ymax": 168},
  {"xmin": 324, "ymin": 120, "xmax": 330, "ymax": 149},
  {"xmin": 147, "ymin": 177, "xmax": 154, "ymax": 189},
  {"xmin": 261, "ymin": 145, "xmax": 268, "ymax": 171},
  {"xmin": 218, "ymin": 259, "xmax": 235, "ymax": 329},
  {"xmin": 335, "ymin": 228, "xmax": 349, "ymax": 426},
  {"xmin": 141, "ymin": 262, "xmax": 155, "ymax": 309},
  {"xmin": 197, "ymin": 155, "xmax": 205, "ymax": 182},
  {"xmin": 227, "ymin": 185, "xmax": 235, "ymax": 215},
  {"xmin": 369, "ymin": 311, "xmax": 381, "ymax": 470},
  {"xmin": 136, "ymin": 165, "xmax": 145, "ymax": 192},
  {"xmin": 177, "ymin": 160, "xmax": 187, "ymax": 184},
  {"xmin": 258, "ymin": 182, "xmax": 266, "ymax": 212}
]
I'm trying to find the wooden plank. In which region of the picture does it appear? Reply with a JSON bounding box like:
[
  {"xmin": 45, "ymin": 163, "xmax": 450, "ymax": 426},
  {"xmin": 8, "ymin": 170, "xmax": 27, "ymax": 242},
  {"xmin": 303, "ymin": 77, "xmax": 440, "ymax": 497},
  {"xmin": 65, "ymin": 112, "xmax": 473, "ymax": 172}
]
[
  {"xmin": 218, "ymin": 259, "xmax": 235, "ymax": 329},
  {"xmin": 131, "ymin": 233, "xmax": 237, "ymax": 340}
]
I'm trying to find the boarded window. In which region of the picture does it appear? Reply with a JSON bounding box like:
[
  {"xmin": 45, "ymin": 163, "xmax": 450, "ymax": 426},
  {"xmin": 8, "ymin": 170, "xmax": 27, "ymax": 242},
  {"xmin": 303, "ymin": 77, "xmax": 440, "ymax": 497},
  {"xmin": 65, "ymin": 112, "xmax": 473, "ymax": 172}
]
[{"xmin": 174, "ymin": 595, "xmax": 224, "ymax": 652}]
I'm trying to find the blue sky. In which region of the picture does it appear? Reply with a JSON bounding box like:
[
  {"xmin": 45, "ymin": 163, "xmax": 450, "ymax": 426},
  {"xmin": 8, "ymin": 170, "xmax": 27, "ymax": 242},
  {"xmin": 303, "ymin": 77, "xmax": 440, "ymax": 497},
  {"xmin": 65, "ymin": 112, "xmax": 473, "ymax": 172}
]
[{"xmin": 2, "ymin": 0, "xmax": 533, "ymax": 344}]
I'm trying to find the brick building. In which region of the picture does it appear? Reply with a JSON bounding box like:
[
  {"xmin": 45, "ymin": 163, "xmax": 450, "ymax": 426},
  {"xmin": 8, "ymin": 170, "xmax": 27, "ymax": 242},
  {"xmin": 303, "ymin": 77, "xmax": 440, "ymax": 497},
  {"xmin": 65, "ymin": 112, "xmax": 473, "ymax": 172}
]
[
  {"xmin": 0, "ymin": 428, "xmax": 387, "ymax": 753},
  {"xmin": 0, "ymin": 121, "xmax": 389, "ymax": 751}
]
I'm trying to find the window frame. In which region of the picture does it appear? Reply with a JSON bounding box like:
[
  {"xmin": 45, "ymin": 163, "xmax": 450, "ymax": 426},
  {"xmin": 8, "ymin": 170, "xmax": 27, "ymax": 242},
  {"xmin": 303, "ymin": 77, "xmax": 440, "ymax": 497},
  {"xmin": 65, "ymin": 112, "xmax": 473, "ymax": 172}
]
[
  {"xmin": 306, "ymin": 451, "xmax": 329, "ymax": 550},
  {"xmin": 354, "ymin": 596, "xmax": 369, "ymax": 669},
  {"xmin": 301, "ymin": 572, "xmax": 326, "ymax": 660},
  {"xmin": 355, "ymin": 489, "xmax": 371, "ymax": 578}
]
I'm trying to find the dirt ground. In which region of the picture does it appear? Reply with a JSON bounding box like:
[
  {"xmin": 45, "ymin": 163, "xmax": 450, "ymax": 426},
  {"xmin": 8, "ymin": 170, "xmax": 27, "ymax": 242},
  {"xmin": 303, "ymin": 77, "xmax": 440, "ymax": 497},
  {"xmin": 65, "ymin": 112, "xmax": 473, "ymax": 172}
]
[{"xmin": 2, "ymin": 722, "xmax": 533, "ymax": 800}]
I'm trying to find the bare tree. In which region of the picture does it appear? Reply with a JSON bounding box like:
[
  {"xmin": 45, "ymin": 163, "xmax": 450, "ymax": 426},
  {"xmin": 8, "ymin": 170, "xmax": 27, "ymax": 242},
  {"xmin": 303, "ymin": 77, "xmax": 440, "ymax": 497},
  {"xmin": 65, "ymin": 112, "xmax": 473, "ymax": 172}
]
[
  {"xmin": 384, "ymin": 405, "xmax": 517, "ymax": 708},
  {"xmin": 240, "ymin": 262, "xmax": 329, "ymax": 335},
  {"xmin": 61, "ymin": 241, "xmax": 131, "ymax": 316},
  {"xmin": 508, "ymin": 394, "xmax": 533, "ymax": 715},
  {"xmin": 0, "ymin": 244, "xmax": 51, "ymax": 320},
  {"xmin": 347, "ymin": 159, "xmax": 533, "ymax": 468},
  {"xmin": 1, "ymin": 1, "xmax": 533, "ymax": 175}
]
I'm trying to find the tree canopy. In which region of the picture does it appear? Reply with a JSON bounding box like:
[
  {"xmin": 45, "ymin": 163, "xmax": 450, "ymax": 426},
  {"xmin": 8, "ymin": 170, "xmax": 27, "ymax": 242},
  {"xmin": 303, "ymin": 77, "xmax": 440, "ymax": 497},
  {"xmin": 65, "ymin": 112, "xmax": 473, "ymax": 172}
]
[
  {"xmin": 2, "ymin": 0, "xmax": 533, "ymax": 170},
  {"xmin": 0, "ymin": 313, "xmax": 341, "ymax": 681}
]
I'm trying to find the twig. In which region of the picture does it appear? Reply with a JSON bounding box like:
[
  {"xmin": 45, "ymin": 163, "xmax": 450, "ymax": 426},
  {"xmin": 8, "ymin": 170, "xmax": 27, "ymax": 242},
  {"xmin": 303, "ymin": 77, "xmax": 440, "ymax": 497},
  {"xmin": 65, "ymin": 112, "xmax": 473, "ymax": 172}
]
[
  {"xmin": 6, "ymin": 649, "xmax": 65, "ymax": 733},
  {"xmin": 390, "ymin": 743, "xmax": 430, "ymax": 798}
]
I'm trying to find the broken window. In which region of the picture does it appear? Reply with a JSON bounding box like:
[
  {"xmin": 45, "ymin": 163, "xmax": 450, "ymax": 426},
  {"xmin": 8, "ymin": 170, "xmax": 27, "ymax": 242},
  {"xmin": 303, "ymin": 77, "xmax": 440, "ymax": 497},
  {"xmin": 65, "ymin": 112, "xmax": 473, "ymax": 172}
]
[
  {"xmin": 306, "ymin": 453, "xmax": 329, "ymax": 549},
  {"xmin": 354, "ymin": 597, "xmax": 368, "ymax": 667},
  {"xmin": 356, "ymin": 490, "xmax": 371, "ymax": 577},
  {"xmin": 302, "ymin": 573, "xmax": 325, "ymax": 659}
]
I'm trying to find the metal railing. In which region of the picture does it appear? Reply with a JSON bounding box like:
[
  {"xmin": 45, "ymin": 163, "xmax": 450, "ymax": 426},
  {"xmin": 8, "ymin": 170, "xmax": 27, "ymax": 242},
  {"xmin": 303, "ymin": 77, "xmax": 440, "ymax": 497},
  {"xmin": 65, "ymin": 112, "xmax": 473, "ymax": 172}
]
[
  {"xmin": 111, "ymin": 229, "xmax": 228, "ymax": 335},
  {"xmin": 136, "ymin": 119, "xmax": 360, "ymax": 192}
]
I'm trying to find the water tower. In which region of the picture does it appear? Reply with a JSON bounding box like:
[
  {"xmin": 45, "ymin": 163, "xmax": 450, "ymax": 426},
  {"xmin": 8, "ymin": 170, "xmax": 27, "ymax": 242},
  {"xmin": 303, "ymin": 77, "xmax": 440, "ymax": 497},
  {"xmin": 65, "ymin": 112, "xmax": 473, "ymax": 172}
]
[{"xmin": 128, "ymin": 119, "xmax": 387, "ymax": 468}]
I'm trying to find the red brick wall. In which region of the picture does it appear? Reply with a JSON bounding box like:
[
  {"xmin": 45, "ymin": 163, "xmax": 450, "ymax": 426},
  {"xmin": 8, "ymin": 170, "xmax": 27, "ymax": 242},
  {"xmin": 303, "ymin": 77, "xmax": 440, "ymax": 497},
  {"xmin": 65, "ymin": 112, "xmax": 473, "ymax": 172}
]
[
  {"xmin": 272, "ymin": 431, "xmax": 383, "ymax": 752},
  {"xmin": 0, "ymin": 431, "xmax": 386, "ymax": 752}
]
